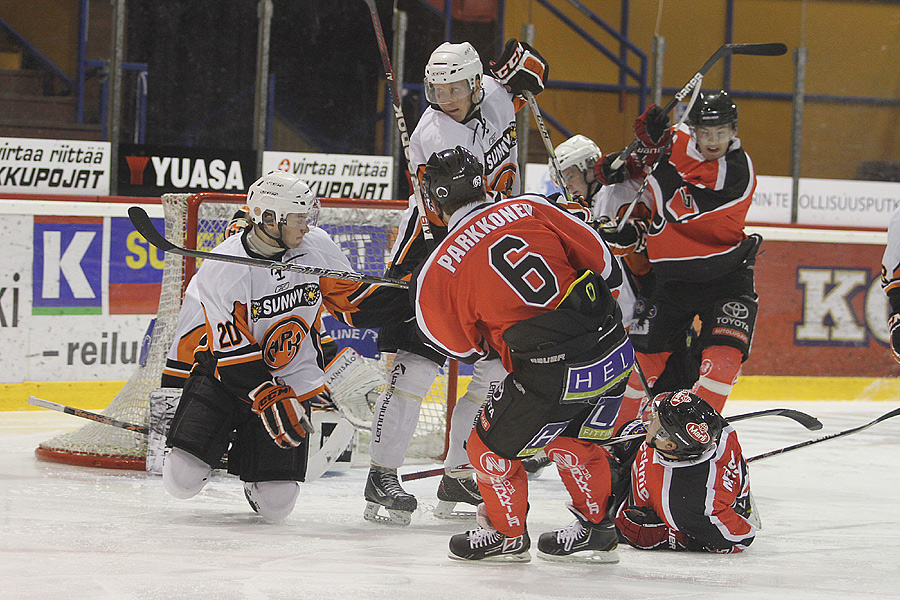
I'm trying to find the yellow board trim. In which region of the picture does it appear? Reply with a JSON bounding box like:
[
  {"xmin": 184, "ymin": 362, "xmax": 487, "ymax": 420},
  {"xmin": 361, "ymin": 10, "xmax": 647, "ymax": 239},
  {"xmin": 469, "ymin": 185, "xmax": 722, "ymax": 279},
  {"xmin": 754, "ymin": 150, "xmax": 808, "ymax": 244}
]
[{"xmin": 2, "ymin": 375, "xmax": 898, "ymax": 412}]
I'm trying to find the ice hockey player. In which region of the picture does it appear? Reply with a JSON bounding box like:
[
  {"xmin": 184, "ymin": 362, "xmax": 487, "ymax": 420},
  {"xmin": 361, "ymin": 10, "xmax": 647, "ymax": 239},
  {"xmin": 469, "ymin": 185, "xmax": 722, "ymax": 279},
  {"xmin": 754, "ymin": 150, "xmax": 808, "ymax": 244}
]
[
  {"xmin": 596, "ymin": 90, "xmax": 761, "ymax": 413},
  {"xmin": 881, "ymin": 206, "xmax": 900, "ymax": 363},
  {"xmin": 365, "ymin": 38, "xmax": 549, "ymax": 526},
  {"xmin": 414, "ymin": 147, "xmax": 632, "ymax": 563},
  {"xmin": 161, "ymin": 171, "xmax": 406, "ymax": 521},
  {"xmin": 613, "ymin": 390, "xmax": 756, "ymax": 553}
]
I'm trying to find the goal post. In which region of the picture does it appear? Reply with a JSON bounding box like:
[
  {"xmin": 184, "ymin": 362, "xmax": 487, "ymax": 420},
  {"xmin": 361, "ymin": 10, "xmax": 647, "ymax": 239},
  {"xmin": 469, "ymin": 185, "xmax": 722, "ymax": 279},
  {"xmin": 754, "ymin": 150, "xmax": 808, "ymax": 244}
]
[{"xmin": 35, "ymin": 192, "xmax": 459, "ymax": 470}]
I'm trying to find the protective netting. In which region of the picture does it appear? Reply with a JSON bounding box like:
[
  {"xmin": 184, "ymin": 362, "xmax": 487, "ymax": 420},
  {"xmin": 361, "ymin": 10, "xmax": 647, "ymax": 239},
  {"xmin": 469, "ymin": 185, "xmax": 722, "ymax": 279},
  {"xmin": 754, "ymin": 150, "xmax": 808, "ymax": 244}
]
[{"xmin": 36, "ymin": 193, "xmax": 452, "ymax": 469}]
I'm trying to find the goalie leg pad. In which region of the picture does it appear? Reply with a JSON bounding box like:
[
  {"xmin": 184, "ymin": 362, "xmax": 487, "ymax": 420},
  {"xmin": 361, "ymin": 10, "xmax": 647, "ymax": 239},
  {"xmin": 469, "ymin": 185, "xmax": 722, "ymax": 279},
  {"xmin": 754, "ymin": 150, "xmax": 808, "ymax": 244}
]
[
  {"xmin": 369, "ymin": 350, "xmax": 441, "ymax": 468},
  {"xmin": 243, "ymin": 480, "xmax": 300, "ymax": 522},
  {"xmin": 147, "ymin": 387, "xmax": 183, "ymax": 475},
  {"xmin": 162, "ymin": 447, "xmax": 212, "ymax": 499}
]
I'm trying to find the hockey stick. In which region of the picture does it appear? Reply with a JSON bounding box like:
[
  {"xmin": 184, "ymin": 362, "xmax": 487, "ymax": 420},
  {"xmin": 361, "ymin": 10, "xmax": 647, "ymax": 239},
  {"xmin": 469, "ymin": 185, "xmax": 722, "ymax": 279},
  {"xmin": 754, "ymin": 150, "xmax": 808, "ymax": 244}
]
[
  {"xmin": 609, "ymin": 42, "xmax": 787, "ymax": 172},
  {"xmin": 747, "ymin": 406, "xmax": 900, "ymax": 463},
  {"xmin": 523, "ymin": 90, "xmax": 576, "ymax": 206},
  {"xmin": 400, "ymin": 406, "xmax": 820, "ymax": 481},
  {"xmin": 128, "ymin": 207, "xmax": 409, "ymax": 289},
  {"xmin": 28, "ymin": 396, "xmax": 149, "ymax": 435},
  {"xmin": 360, "ymin": 0, "xmax": 434, "ymax": 248}
]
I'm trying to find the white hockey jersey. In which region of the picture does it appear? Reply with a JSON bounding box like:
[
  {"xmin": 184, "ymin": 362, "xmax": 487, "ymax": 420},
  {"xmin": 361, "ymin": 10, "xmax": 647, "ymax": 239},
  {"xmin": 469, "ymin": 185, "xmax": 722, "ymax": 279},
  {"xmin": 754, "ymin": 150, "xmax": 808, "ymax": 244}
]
[
  {"xmin": 191, "ymin": 227, "xmax": 398, "ymax": 402},
  {"xmin": 410, "ymin": 76, "xmax": 519, "ymax": 197}
]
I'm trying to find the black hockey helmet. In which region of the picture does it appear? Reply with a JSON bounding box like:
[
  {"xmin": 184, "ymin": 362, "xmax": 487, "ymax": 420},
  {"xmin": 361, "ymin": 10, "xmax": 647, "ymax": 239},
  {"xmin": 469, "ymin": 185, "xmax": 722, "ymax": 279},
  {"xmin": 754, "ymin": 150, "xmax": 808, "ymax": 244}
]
[
  {"xmin": 422, "ymin": 146, "xmax": 486, "ymax": 217},
  {"xmin": 650, "ymin": 390, "xmax": 724, "ymax": 460},
  {"xmin": 687, "ymin": 90, "xmax": 738, "ymax": 128}
]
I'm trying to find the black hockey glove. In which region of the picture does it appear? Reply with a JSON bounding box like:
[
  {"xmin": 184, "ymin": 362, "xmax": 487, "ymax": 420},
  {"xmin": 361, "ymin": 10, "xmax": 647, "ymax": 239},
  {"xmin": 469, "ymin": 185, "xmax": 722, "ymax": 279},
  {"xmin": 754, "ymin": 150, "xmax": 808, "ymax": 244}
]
[
  {"xmin": 633, "ymin": 104, "xmax": 672, "ymax": 149},
  {"xmin": 596, "ymin": 219, "xmax": 648, "ymax": 255},
  {"xmin": 489, "ymin": 38, "xmax": 549, "ymax": 96},
  {"xmin": 249, "ymin": 379, "xmax": 314, "ymax": 448},
  {"xmin": 889, "ymin": 313, "xmax": 900, "ymax": 363}
]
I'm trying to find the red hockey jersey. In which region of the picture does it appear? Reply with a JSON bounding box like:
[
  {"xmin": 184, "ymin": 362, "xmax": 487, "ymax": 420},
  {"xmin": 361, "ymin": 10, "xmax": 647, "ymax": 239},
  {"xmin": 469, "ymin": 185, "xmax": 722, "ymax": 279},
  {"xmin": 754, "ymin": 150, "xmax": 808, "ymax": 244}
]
[{"xmin": 414, "ymin": 195, "xmax": 623, "ymax": 372}]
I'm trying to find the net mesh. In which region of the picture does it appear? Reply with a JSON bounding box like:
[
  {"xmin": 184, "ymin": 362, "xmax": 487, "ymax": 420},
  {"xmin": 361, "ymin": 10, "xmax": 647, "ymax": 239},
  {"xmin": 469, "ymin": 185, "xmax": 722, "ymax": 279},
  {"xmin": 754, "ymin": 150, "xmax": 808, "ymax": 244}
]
[{"xmin": 36, "ymin": 193, "xmax": 452, "ymax": 469}]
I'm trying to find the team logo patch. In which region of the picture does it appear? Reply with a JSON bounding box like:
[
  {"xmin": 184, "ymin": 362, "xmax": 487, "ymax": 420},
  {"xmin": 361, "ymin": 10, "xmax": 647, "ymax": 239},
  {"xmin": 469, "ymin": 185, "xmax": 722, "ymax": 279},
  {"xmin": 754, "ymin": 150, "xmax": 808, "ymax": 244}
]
[
  {"xmin": 670, "ymin": 390, "xmax": 693, "ymax": 406},
  {"xmin": 686, "ymin": 422, "xmax": 710, "ymax": 444},
  {"xmin": 261, "ymin": 316, "xmax": 310, "ymax": 370},
  {"xmin": 251, "ymin": 283, "xmax": 321, "ymax": 322},
  {"xmin": 722, "ymin": 301, "xmax": 749, "ymax": 319},
  {"xmin": 477, "ymin": 452, "xmax": 513, "ymax": 477}
]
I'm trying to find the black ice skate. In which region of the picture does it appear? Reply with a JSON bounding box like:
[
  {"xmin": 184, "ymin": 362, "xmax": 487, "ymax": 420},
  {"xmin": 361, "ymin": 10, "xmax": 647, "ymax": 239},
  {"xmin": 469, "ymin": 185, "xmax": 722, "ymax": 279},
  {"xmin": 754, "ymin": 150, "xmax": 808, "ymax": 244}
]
[
  {"xmin": 537, "ymin": 504, "xmax": 619, "ymax": 563},
  {"xmin": 521, "ymin": 451, "xmax": 551, "ymax": 479},
  {"xmin": 434, "ymin": 474, "xmax": 482, "ymax": 519},
  {"xmin": 448, "ymin": 527, "xmax": 531, "ymax": 562},
  {"xmin": 363, "ymin": 464, "xmax": 417, "ymax": 526}
]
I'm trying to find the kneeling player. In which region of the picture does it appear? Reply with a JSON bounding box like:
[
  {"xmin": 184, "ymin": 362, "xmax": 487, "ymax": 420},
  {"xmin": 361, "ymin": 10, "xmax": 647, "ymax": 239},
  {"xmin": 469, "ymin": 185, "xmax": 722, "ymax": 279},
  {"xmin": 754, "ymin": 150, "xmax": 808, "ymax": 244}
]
[
  {"xmin": 414, "ymin": 147, "xmax": 633, "ymax": 562},
  {"xmin": 614, "ymin": 390, "xmax": 756, "ymax": 553},
  {"xmin": 162, "ymin": 171, "xmax": 405, "ymax": 521}
]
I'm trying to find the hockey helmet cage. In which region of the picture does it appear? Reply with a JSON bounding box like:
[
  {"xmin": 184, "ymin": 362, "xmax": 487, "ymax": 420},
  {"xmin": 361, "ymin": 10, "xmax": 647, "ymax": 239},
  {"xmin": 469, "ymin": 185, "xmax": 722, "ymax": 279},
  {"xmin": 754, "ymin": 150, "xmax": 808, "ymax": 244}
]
[
  {"xmin": 422, "ymin": 146, "xmax": 486, "ymax": 217},
  {"xmin": 424, "ymin": 42, "xmax": 484, "ymax": 105},
  {"xmin": 550, "ymin": 134, "xmax": 602, "ymax": 188},
  {"xmin": 651, "ymin": 390, "xmax": 724, "ymax": 460},
  {"xmin": 687, "ymin": 90, "xmax": 738, "ymax": 128},
  {"xmin": 246, "ymin": 171, "xmax": 319, "ymax": 227}
]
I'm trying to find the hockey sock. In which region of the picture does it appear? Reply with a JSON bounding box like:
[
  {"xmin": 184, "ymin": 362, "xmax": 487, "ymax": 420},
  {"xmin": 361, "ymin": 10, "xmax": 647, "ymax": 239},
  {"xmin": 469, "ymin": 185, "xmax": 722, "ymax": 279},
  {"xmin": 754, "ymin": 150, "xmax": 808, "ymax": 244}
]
[
  {"xmin": 445, "ymin": 359, "xmax": 506, "ymax": 473},
  {"xmin": 545, "ymin": 437, "xmax": 613, "ymax": 522},
  {"xmin": 466, "ymin": 432, "xmax": 528, "ymax": 537},
  {"xmin": 691, "ymin": 345, "xmax": 743, "ymax": 413},
  {"xmin": 369, "ymin": 350, "xmax": 441, "ymax": 468},
  {"xmin": 615, "ymin": 351, "xmax": 670, "ymax": 430}
]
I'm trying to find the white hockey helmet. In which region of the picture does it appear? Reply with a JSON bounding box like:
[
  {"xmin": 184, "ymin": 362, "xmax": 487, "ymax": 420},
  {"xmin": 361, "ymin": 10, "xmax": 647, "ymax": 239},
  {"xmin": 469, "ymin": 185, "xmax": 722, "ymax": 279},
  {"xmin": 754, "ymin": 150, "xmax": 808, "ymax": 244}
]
[
  {"xmin": 550, "ymin": 134, "xmax": 602, "ymax": 188},
  {"xmin": 246, "ymin": 171, "xmax": 319, "ymax": 228},
  {"xmin": 424, "ymin": 42, "xmax": 484, "ymax": 105}
]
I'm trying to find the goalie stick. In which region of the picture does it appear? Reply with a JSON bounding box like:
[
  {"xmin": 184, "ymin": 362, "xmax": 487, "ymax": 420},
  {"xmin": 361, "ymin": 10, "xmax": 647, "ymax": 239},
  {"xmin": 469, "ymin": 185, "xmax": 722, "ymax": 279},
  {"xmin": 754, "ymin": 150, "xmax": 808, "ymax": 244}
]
[
  {"xmin": 609, "ymin": 42, "xmax": 787, "ymax": 172},
  {"xmin": 400, "ymin": 406, "xmax": 821, "ymax": 481},
  {"xmin": 128, "ymin": 206, "xmax": 409, "ymax": 289},
  {"xmin": 360, "ymin": 0, "xmax": 434, "ymax": 248},
  {"xmin": 747, "ymin": 406, "xmax": 900, "ymax": 463},
  {"xmin": 28, "ymin": 396, "xmax": 149, "ymax": 435}
]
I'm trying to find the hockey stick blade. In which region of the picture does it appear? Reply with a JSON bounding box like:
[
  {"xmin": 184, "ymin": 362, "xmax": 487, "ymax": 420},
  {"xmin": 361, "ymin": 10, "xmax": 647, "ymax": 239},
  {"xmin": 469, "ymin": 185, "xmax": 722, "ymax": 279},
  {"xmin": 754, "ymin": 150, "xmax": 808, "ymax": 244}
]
[
  {"xmin": 727, "ymin": 42, "xmax": 788, "ymax": 56},
  {"xmin": 128, "ymin": 206, "xmax": 409, "ymax": 289},
  {"xmin": 28, "ymin": 396, "xmax": 149, "ymax": 435},
  {"xmin": 399, "ymin": 406, "xmax": 819, "ymax": 481},
  {"xmin": 748, "ymin": 406, "xmax": 900, "ymax": 463}
]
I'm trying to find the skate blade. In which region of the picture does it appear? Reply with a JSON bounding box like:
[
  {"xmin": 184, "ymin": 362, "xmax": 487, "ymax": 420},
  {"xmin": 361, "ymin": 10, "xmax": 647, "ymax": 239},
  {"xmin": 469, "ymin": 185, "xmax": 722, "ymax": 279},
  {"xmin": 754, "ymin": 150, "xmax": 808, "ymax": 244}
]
[
  {"xmin": 434, "ymin": 500, "xmax": 476, "ymax": 520},
  {"xmin": 448, "ymin": 551, "xmax": 531, "ymax": 563},
  {"xmin": 363, "ymin": 501, "xmax": 412, "ymax": 527},
  {"xmin": 537, "ymin": 548, "xmax": 620, "ymax": 564}
]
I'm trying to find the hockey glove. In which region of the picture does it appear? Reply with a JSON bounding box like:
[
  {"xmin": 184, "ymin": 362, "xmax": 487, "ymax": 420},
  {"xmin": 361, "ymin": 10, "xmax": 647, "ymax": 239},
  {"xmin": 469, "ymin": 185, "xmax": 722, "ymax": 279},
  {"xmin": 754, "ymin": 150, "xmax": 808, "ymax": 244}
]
[
  {"xmin": 633, "ymin": 104, "xmax": 672, "ymax": 149},
  {"xmin": 489, "ymin": 38, "xmax": 549, "ymax": 96},
  {"xmin": 615, "ymin": 505, "xmax": 690, "ymax": 551},
  {"xmin": 249, "ymin": 380, "xmax": 314, "ymax": 449},
  {"xmin": 889, "ymin": 313, "xmax": 900, "ymax": 363},
  {"xmin": 594, "ymin": 152, "xmax": 642, "ymax": 185},
  {"xmin": 549, "ymin": 192, "xmax": 591, "ymax": 222},
  {"xmin": 596, "ymin": 219, "xmax": 648, "ymax": 255}
]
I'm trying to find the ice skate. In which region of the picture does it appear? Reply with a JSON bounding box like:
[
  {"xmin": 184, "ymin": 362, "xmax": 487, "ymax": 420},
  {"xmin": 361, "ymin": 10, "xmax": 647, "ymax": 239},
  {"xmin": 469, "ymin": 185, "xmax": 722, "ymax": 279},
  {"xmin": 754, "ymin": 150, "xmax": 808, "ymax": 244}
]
[
  {"xmin": 363, "ymin": 464, "xmax": 417, "ymax": 526},
  {"xmin": 448, "ymin": 504, "xmax": 530, "ymax": 562},
  {"xmin": 537, "ymin": 504, "xmax": 619, "ymax": 563},
  {"xmin": 521, "ymin": 451, "xmax": 551, "ymax": 479},
  {"xmin": 434, "ymin": 474, "xmax": 481, "ymax": 519}
]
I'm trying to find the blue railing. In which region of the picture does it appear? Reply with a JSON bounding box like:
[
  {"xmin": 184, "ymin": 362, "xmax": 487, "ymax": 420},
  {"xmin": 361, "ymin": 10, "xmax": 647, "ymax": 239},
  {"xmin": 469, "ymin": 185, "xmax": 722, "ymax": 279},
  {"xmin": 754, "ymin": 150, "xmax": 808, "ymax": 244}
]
[{"xmin": 0, "ymin": 16, "xmax": 75, "ymax": 94}]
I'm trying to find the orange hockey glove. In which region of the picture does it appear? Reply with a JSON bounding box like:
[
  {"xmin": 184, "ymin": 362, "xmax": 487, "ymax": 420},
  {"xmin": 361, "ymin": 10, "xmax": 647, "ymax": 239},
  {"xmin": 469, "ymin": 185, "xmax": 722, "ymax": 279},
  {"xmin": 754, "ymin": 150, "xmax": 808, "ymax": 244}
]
[{"xmin": 249, "ymin": 380, "xmax": 314, "ymax": 449}]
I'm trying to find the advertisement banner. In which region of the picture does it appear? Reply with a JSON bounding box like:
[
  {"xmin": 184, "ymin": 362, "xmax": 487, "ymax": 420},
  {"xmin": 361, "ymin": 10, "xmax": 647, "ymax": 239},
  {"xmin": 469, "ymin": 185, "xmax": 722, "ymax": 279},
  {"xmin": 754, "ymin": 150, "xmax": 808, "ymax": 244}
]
[
  {"xmin": 744, "ymin": 231, "xmax": 897, "ymax": 377},
  {"xmin": 262, "ymin": 151, "xmax": 394, "ymax": 199},
  {"xmin": 118, "ymin": 144, "xmax": 256, "ymax": 196},
  {"xmin": 0, "ymin": 137, "xmax": 110, "ymax": 195}
]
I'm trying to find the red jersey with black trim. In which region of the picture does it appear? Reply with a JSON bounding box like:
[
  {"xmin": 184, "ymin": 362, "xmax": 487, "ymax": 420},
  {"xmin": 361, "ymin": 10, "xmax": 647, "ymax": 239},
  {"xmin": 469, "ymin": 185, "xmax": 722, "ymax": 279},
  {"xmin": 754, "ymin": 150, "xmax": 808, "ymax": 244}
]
[
  {"xmin": 624, "ymin": 424, "xmax": 755, "ymax": 553},
  {"xmin": 645, "ymin": 124, "xmax": 756, "ymax": 280},
  {"xmin": 414, "ymin": 194, "xmax": 624, "ymax": 372}
]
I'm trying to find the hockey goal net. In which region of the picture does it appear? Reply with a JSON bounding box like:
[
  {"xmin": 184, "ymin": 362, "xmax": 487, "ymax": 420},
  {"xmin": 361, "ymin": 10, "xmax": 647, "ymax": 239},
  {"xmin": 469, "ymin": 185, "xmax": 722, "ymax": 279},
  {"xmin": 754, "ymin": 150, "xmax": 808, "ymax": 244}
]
[{"xmin": 35, "ymin": 192, "xmax": 457, "ymax": 470}]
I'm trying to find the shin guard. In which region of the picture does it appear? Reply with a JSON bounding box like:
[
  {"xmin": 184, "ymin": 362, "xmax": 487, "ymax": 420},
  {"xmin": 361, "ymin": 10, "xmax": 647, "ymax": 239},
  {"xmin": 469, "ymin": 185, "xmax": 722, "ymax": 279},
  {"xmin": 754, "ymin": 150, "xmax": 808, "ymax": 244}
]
[
  {"xmin": 692, "ymin": 345, "xmax": 743, "ymax": 412},
  {"xmin": 544, "ymin": 436, "xmax": 613, "ymax": 523},
  {"xmin": 466, "ymin": 432, "xmax": 529, "ymax": 537}
]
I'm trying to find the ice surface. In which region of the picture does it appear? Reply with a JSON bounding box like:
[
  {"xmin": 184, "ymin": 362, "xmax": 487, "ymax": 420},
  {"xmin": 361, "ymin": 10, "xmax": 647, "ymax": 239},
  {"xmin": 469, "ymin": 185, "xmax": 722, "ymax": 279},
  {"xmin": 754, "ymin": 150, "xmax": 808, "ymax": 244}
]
[{"xmin": 1, "ymin": 401, "xmax": 898, "ymax": 600}]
